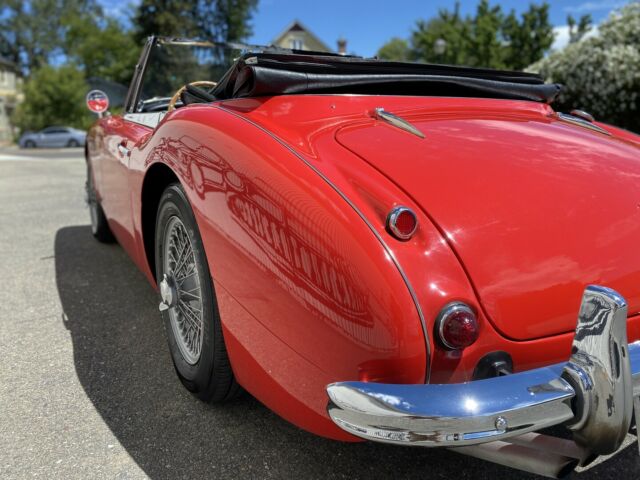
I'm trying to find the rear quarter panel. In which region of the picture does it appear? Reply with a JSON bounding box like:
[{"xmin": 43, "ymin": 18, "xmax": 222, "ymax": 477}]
[
  {"xmin": 219, "ymin": 95, "xmax": 638, "ymax": 386},
  {"xmin": 126, "ymin": 105, "xmax": 427, "ymax": 439}
]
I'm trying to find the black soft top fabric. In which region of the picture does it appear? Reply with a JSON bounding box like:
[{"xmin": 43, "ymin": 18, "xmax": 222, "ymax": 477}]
[{"xmin": 211, "ymin": 52, "xmax": 561, "ymax": 103}]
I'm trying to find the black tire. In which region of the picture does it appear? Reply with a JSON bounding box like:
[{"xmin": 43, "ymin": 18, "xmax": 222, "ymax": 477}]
[
  {"xmin": 68, "ymin": 139, "xmax": 79, "ymax": 148},
  {"xmin": 24, "ymin": 140, "xmax": 36, "ymax": 148},
  {"xmin": 86, "ymin": 162, "xmax": 115, "ymax": 243},
  {"xmin": 155, "ymin": 183, "xmax": 240, "ymax": 402}
]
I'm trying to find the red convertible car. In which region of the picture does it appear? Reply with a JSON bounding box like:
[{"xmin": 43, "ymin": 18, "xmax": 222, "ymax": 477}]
[{"xmin": 86, "ymin": 37, "xmax": 640, "ymax": 477}]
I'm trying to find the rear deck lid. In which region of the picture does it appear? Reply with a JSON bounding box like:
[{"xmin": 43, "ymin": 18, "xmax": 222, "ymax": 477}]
[{"xmin": 336, "ymin": 106, "xmax": 640, "ymax": 340}]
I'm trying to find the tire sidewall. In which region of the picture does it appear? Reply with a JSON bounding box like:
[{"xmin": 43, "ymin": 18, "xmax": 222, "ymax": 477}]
[
  {"xmin": 87, "ymin": 163, "xmax": 98, "ymax": 234},
  {"xmin": 155, "ymin": 184, "xmax": 216, "ymax": 392},
  {"xmin": 86, "ymin": 162, "xmax": 114, "ymax": 242}
]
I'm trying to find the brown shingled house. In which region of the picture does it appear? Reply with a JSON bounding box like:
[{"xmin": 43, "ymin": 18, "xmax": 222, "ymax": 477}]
[{"xmin": 271, "ymin": 20, "xmax": 347, "ymax": 55}]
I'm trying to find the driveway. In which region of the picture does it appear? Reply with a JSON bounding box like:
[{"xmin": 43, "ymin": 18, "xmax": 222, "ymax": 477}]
[{"xmin": 0, "ymin": 148, "xmax": 638, "ymax": 479}]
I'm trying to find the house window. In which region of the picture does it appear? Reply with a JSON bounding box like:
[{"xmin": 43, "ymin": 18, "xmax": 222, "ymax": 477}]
[{"xmin": 290, "ymin": 38, "xmax": 303, "ymax": 50}]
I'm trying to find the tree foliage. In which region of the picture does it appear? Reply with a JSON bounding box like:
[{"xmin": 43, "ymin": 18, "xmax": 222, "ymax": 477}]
[
  {"xmin": 134, "ymin": 0, "xmax": 258, "ymax": 43},
  {"xmin": 567, "ymin": 14, "xmax": 592, "ymax": 44},
  {"xmin": 13, "ymin": 65, "xmax": 90, "ymax": 132},
  {"xmin": 378, "ymin": 0, "xmax": 554, "ymax": 70},
  {"xmin": 529, "ymin": 3, "xmax": 640, "ymax": 132},
  {"xmin": 409, "ymin": 4, "xmax": 471, "ymax": 65},
  {"xmin": 470, "ymin": 0, "xmax": 504, "ymax": 68},
  {"xmin": 64, "ymin": 15, "xmax": 140, "ymax": 86},
  {"xmin": 503, "ymin": 4, "xmax": 554, "ymax": 70},
  {"xmin": 376, "ymin": 38, "xmax": 411, "ymax": 61},
  {"xmin": 0, "ymin": 0, "xmax": 99, "ymax": 73},
  {"xmin": 5, "ymin": 0, "xmax": 257, "ymax": 135}
]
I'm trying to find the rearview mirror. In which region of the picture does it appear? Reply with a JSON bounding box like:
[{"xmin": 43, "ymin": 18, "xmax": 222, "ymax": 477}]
[{"xmin": 86, "ymin": 90, "xmax": 109, "ymax": 117}]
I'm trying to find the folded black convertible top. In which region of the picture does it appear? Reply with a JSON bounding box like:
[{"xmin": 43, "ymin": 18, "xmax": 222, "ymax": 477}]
[{"xmin": 211, "ymin": 52, "xmax": 561, "ymax": 103}]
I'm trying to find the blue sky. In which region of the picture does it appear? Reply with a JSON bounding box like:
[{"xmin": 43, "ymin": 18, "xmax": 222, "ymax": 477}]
[{"xmin": 100, "ymin": 0, "xmax": 632, "ymax": 57}]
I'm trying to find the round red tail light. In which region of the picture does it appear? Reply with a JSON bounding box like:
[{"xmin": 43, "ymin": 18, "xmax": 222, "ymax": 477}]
[
  {"xmin": 387, "ymin": 206, "xmax": 418, "ymax": 240},
  {"xmin": 436, "ymin": 303, "xmax": 479, "ymax": 350}
]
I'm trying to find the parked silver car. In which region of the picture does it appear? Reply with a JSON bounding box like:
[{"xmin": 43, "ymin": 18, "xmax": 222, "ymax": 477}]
[{"xmin": 19, "ymin": 126, "xmax": 86, "ymax": 148}]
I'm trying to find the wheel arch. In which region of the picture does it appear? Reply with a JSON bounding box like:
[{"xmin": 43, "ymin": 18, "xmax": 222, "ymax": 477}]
[{"xmin": 140, "ymin": 162, "xmax": 181, "ymax": 280}]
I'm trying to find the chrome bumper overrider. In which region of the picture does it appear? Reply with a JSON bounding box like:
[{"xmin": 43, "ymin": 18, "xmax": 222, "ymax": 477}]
[{"xmin": 327, "ymin": 286, "xmax": 640, "ymax": 459}]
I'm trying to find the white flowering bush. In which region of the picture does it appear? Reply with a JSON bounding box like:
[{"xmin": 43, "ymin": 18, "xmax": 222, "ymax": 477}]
[{"xmin": 528, "ymin": 3, "xmax": 640, "ymax": 132}]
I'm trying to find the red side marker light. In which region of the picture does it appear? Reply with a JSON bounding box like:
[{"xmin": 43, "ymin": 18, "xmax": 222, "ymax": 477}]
[
  {"xmin": 387, "ymin": 206, "xmax": 418, "ymax": 240},
  {"xmin": 437, "ymin": 303, "xmax": 479, "ymax": 350}
]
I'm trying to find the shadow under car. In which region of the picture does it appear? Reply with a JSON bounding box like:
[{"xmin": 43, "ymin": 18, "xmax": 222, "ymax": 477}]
[{"xmin": 54, "ymin": 225, "xmax": 637, "ymax": 479}]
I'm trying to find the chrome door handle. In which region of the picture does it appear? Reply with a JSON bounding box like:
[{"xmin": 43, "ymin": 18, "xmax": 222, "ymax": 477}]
[{"xmin": 117, "ymin": 144, "xmax": 130, "ymax": 157}]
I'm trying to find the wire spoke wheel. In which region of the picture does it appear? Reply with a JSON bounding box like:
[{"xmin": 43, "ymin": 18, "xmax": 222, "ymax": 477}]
[
  {"xmin": 155, "ymin": 184, "xmax": 240, "ymax": 402},
  {"xmin": 163, "ymin": 216, "xmax": 203, "ymax": 365}
]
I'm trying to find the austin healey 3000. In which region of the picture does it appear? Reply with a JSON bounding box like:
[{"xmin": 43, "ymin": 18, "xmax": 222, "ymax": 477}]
[{"xmin": 85, "ymin": 36, "xmax": 640, "ymax": 477}]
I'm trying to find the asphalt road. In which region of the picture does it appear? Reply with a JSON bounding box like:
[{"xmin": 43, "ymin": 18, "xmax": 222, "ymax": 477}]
[{"xmin": 1, "ymin": 146, "xmax": 638, "ymax": 479}]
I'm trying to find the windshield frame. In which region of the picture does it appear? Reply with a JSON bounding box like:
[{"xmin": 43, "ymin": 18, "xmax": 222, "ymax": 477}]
[
  {"xmin": 124, "ymin": 37, "xmax": 155, "ymax": 114},
  {"xmin": 124, "ymin": 36, "xmax": 356, "ymax": 114},
  {"xmin": 125, "ymin": 37, "xmax": 243, "ymax": 114}
]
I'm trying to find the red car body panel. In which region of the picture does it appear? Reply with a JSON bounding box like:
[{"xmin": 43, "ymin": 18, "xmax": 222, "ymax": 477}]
[
  {"xmin": 87, "ymin": 94, "xmax": 640, "ymax": 441},
  {"xmin": 335, "ymin": 104, "xmax": 640, "ymax": 341}
]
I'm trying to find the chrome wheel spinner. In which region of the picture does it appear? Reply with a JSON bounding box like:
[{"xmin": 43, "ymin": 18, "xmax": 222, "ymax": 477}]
[
  {"xmin": 159, "ymin": 216, "xmax": 204, "ymax": 365},
  {"xmin": 159, "ymin": 273, "xmax": 178, "ymax": 312}
]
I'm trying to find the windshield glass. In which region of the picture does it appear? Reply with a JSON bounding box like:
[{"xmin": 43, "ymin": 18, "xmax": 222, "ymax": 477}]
[{"xmin": 136, "ymin": 40, "xmax": 244, "ymax": 112}]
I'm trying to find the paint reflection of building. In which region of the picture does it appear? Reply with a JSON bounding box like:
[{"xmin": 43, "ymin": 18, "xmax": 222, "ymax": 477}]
[{"xmin": 149, "ymin": 135, "xmax": 397, "ymax": 352}]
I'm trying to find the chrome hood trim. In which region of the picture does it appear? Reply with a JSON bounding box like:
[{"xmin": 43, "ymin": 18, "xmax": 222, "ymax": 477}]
[{"xmin": 372, "ymin": 107, "xmax": 425, "ymax": 139}]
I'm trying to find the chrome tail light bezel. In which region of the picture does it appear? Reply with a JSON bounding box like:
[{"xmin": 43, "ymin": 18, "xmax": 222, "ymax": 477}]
[
  {"xmin": 435, "ymin": 301, "xmax": 479, "ymax": 350},
  {"xmin": 386, "ymin": 206, "xmax": 418, "ymax": 240}
]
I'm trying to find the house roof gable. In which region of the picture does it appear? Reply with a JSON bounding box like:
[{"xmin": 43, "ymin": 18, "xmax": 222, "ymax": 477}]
[{"xmin": 271, "ymin": 20, "xmax": 332, "ymax": 52}]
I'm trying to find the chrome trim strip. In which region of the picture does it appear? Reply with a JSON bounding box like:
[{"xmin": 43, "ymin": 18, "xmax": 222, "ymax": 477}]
[
  {"xmin": 216, "ymin": 105, "xmax": 432, "ymax": 382},
  {"xmin": 123, "ymin": 112, "xmax": 166, "ymax": 129},
  {"xmin": 373, "ymin": 107, "xmax": 425, "ymax": 139},
  {"xmin": 557, "ymin": 112, "xmax": 610, "ymax": 136},
  {"xmin": 569, "ymin": 109, "xmax": 594, "ymax": 123},
  {"xmin": 327, "ymin": 286, "xmax": 640, "ymax": 449},
  {"xmin": 386, "ymin": 206, "xmax": 418, "ymax": 240}
]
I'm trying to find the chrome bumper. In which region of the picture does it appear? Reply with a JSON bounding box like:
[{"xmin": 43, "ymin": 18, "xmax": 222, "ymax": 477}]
[{"xmin": 327, "ymin": 286, "xmax": 640, "ymax": 457}]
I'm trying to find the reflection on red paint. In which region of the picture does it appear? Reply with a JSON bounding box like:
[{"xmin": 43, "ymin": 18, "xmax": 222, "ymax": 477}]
[{"xmin": 88, "ymin": 93, "xmax": 640, "ymax": 442}]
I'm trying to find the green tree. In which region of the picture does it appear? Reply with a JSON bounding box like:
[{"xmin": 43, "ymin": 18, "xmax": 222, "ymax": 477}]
[
  {"xmin": 503, "ymin": 4, "xmax": 554, "ymax": 70},
  {"xmin": 12, "ymin": 64, "xmax": 90, "ymax": 132},
  {"xmin": 567, "ymin": 14, "xmax": 592, "ymax": 43},
  {"xmin": 64, "ymin": 15, "xmax": 140, "ymax": 85},
  {"xmin": 385, "ymin": 1, "xmax": 554, "ymax": 70},
  {"xmin": 411, "ymin": 3, "xmax": 472, "ymax": 65},
  {"xmin": 134, "ymin": 0, "xmax": 258, "ymax": 43},
  {"xmin": 529, "ymin": 3, "xmax": 640, "ymax": 132},
  {"xmin": 376, "ymin": 38, "xmax": 411, "ymax": 61},
  {"xmin": 132, "ymin": 0, "xmax": 258, "ymax": 102},
  {"xmin": 207, "ymin": 0, "xmax": 259, "ymax": 42},
  {"xmin": 0, "ymin": 0, "xmax": 99, "ymax": 73},
  {"xmin": 470, "ymin": 0, "xmax": 504, "ymax": 68}
]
